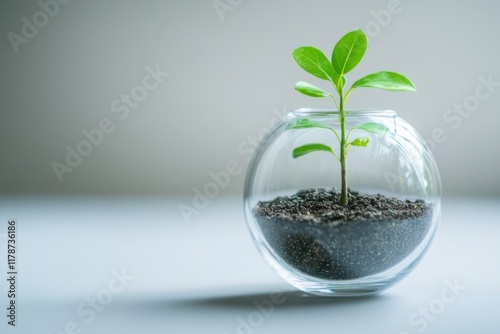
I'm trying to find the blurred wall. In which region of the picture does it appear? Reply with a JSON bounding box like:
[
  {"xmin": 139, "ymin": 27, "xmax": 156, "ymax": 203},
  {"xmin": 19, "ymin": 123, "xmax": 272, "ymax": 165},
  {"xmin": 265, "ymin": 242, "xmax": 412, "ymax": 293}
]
[{"xmin": 1, "ymin": 0, "xmax": 499, "ymax": 196}]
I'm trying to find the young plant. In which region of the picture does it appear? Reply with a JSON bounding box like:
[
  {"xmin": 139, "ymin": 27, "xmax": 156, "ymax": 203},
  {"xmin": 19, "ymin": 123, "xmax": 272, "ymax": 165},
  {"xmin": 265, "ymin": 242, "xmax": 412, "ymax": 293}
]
[{"xmin": 288, "ymin": 29, "xmax": 416, "ymax": 206}]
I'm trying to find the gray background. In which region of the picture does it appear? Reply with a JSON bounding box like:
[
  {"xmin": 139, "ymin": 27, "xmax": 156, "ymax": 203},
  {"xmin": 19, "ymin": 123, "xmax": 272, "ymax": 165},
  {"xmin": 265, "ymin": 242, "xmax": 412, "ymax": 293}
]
[{"xmin": 1, "ymin": 0, "xmax": 499, "ymax": 197}]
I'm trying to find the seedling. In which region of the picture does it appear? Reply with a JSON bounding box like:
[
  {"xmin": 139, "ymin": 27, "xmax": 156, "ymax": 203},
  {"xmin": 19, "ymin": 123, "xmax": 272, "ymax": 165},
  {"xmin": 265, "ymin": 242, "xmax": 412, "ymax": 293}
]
[{"xmin": 288, "ymin": 29, "xmax": 416, "ymax": 205}]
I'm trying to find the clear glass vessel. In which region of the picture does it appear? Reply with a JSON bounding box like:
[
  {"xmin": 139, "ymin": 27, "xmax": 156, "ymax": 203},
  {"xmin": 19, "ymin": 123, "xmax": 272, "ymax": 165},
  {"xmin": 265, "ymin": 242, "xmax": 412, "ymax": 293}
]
[{"xmin": 244, "ymin": 108, "xmax": 441, "ymax": 296}]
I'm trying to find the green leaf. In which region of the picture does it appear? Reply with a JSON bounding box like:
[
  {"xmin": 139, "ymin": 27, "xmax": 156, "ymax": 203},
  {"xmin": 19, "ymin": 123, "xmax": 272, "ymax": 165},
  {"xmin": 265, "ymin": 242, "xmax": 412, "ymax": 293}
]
[
  {"xmin": 351, "ymin": 71, "xmax": 416, "ymax": 91},
  {"xmin": 332, "ymin": 30, "xmax": 367, "ymax": 76},
  {"xmin": 295, "ymin": 81, "xmax": 331, "ymax": 98},
  {"xmin": 355, "ymin": 122, "xmax": 389, "ymax": 135},
  {"xmin": 286, "ymin": 118, "xmax": 332, "ymax": 131},
  {"xmin": 292, "ymin": 143, "xmax": 335, "ymax": 158},
  {"xmin": 292, "ymin": 47, "xmax": 340, "ymax": 84},
  {"xmin": 349, "ymin": 137, "xmax": 369, "ymax": 147}
]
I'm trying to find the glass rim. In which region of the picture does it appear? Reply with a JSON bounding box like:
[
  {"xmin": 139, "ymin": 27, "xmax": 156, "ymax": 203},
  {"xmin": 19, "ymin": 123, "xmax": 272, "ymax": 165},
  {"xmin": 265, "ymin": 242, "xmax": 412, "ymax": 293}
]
[{"xmin": 290, "ymin": 108, "xmax": 397, "ymax": 117}]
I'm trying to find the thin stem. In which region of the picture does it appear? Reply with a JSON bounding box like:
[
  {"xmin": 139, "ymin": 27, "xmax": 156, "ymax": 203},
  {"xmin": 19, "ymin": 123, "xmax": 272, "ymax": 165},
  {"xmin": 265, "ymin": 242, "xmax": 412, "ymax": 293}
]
[
  {"xmin": 330, "ymin": 150, "xmax": 341, "ymax": 162},
  {"xmin": 345, "ymin": 144, "xmax": 352, "ymax": 156},
  {"xmin": 346, "ymin": 127, "xmax": 355, "ymax": 144},
  {"xmin": 330, "ymin": 128, "xmax": 341, "ymax": 144},
  {"xmin": 343, "ymin": 87, "xmax": 354, "ymax": 105},
  {"xmin": 339, "ymin": 89, "xmax": 348, "ymax": 206},
  {"xmin": 329, "ymin": 94, "xmax": 339, "ymax": 111}
]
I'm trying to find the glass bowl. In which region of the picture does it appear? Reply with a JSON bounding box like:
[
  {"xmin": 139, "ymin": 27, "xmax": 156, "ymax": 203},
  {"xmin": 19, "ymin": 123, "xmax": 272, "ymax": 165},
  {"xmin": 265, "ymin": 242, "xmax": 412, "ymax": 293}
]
[{"xmin": 244, "ymin": 108, "xmax": 441, "ymax": 296}]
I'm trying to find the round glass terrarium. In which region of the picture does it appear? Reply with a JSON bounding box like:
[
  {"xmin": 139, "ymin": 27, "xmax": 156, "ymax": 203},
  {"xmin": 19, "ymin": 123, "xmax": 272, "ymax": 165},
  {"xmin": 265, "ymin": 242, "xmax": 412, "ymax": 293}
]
[{"xmin": 244, "ymin": 108, "xmax": 441, "ymax": 296}]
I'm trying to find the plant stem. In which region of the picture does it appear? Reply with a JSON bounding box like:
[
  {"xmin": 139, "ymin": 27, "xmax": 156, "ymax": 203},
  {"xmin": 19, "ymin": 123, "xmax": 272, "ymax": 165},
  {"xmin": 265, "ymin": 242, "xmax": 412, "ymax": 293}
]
[{"xmin": 339, "ymin": 92, "xmax": 348, "ymax": 206}]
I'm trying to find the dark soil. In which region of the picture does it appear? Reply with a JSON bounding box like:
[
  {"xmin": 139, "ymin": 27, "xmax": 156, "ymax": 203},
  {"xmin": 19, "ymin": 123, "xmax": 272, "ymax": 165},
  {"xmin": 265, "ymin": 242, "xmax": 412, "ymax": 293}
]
[{"xmin": 253, "ymin": 189, "xmax": 433, "ymax": 280}]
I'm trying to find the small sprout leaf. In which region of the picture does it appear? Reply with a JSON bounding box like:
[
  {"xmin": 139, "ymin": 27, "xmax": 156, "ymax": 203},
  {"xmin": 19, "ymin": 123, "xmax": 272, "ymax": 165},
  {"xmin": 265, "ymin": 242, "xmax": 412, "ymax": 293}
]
[
  {"xmin": 292, "ymin": 47, "xmax": 340, "ymax": 84},
  {"xmin": 292, "ymin": 143, "xmax": 335, "ymax": 159},
  {"xmin": 287, "ymin": 118, "xmax": 331, "ymax": 131},
  {"xmin": 332, "ymin": 30, "xmax": 367, "ymax": 76},
  {"xmin": 351, "ymin": 71, "xmax": 416, "ymax": 91},
  {"xmin": 349, "ymin": 137, "xmax": 369, "ymax": 147},
  {"xmin": 355, "ymin": 122, "xmax": 389, "ymax": 135},
  {"xmin": 295, "ymin": 81, "xmax": 331, "ymax": 98},
  {"xmin": 339, "ymin": 75, "xmax": 346, "ymax": 89}
]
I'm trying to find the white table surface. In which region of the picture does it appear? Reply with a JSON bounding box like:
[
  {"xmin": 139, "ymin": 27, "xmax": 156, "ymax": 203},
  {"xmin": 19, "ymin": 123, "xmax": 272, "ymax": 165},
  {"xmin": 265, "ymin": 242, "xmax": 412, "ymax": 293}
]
[{"xmin": 0, "ymin": 196, "xmax": 499, "ymax": 334}]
